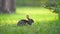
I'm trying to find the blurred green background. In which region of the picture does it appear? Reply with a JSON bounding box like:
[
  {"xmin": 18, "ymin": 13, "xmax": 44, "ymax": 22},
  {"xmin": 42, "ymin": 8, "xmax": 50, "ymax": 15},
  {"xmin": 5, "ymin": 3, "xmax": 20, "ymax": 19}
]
[{"xmin": 0, "ymin": 0, "xmax": 60, "ymax": 34}]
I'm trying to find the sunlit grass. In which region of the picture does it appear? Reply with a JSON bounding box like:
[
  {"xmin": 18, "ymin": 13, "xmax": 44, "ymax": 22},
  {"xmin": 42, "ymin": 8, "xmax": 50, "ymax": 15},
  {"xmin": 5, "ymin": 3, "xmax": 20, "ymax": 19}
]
[
  {"xmin": 0, "ymin": 7, "xmax": 58, "ymax": 24},
  {"xmin": 16, "ymin": 7, "xmax": 58, "ymax": 21},
  {"xmin": 0, "ymin": 7, "xmax": 59, "ymax": 34}
]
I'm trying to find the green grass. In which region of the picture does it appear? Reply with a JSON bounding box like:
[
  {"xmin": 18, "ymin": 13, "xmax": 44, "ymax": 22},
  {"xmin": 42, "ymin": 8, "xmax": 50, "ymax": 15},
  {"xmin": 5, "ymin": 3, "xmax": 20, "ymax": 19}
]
[{"xmin": 0, "ymin": 7, "xmax": 60, "ymax": 34}]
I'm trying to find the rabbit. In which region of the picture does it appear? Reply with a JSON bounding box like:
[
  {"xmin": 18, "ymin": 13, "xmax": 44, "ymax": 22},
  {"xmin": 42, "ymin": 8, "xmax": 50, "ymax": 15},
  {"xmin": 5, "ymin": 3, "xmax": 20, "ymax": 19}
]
[
  {"xmin": 17, "ymin": 20, "xmax": 28, "ymax": 26},
  {"xmin": 26, "ymin": 15, "xmax": 34, "ymax": 25},
  {"xmin": 17, "ymin": 15, "xmax": 34, "ymax": 26}
]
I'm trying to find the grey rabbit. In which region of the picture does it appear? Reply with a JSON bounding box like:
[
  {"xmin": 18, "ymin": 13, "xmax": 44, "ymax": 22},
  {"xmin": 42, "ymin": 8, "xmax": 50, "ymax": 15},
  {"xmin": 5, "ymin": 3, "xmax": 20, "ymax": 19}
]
[{"xmin": 17, "ymin": 15, "xmax": 34, "ymax": 26}]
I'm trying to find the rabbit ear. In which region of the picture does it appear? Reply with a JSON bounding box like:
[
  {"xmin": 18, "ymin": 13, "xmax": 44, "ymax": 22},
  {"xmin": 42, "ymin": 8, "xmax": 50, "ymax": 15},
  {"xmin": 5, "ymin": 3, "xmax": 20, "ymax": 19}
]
[
  {"xmin": 26, "ymin": 15, "xmax": 29, "ymax": 19},
  {"xmin": 26, "ymin": 15, "xmax": 29, "ymax": 17}
]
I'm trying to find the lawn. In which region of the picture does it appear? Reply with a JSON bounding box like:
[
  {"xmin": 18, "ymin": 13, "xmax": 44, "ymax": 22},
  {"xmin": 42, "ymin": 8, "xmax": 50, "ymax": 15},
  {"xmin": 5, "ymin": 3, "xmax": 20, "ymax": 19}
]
[{"xmin": 0, "ymin": 7, "xmax": 60, "ymax": 34}]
